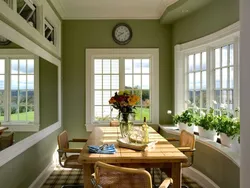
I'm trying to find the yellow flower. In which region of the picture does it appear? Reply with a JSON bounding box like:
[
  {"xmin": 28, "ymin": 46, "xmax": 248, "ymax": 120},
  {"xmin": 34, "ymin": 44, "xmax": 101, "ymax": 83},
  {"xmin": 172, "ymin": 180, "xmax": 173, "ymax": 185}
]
[{"xmin": 128, "ymin": 95, "xmax": 140, "ymax": 106}]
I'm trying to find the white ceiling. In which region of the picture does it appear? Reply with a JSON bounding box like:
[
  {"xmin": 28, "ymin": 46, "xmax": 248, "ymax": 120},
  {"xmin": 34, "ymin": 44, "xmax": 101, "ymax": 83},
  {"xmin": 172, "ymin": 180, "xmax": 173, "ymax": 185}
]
[{"xmin": 50, "ymin": 0, "xmax": 178, "ymax": 20}]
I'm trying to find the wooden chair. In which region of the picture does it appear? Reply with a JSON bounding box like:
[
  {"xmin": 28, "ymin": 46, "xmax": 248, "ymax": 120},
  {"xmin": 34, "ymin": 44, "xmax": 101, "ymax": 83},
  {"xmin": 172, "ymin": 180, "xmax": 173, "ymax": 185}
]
[
  {"xmin": 57, "ymin": 130, "xmax": 88, "ymax": 169},
  {"xmin": 161, "ymin": 130, "xmax": 196, "ymax": 188},
  {"xmin": 0, "ymin": 132, "xmax": 14, "ymax": 150},
  {"xmin": 91, "ymin": 161, "xmax": 172, "ymax": 188}
]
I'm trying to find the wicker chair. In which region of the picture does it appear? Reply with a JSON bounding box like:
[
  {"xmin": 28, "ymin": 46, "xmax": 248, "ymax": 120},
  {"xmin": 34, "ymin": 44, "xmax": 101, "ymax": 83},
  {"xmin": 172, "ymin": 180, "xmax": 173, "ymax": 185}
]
[
  {"xmin": 0, "ymin": 132, "xmax": 14, "ymax": 150},
  {"xmin": 91, "ymin": 161, "xmax": 172, "ymax": 188},
  {"xmin": 57, "ymin": 130, "xmax": 88, "ymax": 169},
  {"xmin": 161, "ymin": 130, "xmax": 196, "ymax": 188}
]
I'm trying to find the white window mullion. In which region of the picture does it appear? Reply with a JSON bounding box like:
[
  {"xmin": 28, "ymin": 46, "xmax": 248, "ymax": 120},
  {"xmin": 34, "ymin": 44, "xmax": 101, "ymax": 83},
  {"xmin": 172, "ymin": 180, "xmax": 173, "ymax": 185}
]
[
  {"xmin": 207, "ymin": 47, "xmax": 212, "ymax": 108},
  {"xmin": 234, "ymin": 37, "xmax": 240, "ymax": 109},
  {"xmin": 5, "ymin": 58, "xmax": 10, "ymax": 122},
  {"xmin": 119, "ymin": 58, "xmax": 125, "ymax": 90}
]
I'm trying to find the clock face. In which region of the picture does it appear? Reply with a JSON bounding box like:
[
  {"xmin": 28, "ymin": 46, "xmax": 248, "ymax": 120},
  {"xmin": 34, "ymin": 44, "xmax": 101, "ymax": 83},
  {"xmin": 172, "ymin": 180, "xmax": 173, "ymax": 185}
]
[{"xmin": 112, "ymin": 23, "xmax": 132, "ymax": 45}]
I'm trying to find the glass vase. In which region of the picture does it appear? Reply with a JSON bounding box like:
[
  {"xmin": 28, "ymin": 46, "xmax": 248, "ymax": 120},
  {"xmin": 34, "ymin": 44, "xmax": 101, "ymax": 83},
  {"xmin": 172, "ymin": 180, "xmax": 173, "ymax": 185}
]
[{"xmin": 119, "ymin": 113, "xmax": 134, "ymax": 137}]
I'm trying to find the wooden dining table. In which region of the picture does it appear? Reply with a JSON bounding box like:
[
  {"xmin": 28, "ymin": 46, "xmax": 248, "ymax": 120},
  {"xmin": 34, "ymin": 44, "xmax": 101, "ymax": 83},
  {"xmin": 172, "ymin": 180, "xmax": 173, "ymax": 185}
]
[{"xmin": 78, "ymin": 126, "xmax": 187, "ymax": 188}]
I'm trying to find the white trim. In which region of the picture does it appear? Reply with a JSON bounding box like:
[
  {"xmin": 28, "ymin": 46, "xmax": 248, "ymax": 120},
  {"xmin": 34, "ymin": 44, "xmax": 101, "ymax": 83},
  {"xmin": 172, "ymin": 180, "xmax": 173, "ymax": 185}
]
[
  {"xmin": 0, "ymin": 0, "xmax": 61, "ymax": 58},
  {"xmin": 0, "ymin": 121, "xmax": 60, "ymax": 167},
  {"xmin": 0, "ymin": 20, "xmax": 60, "ymax": 66},
  {"xmin": 28, "ymin": 161, "xmax": 55, "ymax": 188},
  {"xmin": 183, "ymin": 167, "xmax": 220, "ymax": 188},
  {"xmin": 49, "ymin": 0, "xmax": 67, "ymax": 19},
  {"xmin": 85, "ymin": 48, "xmax": 159, "ymax": 131}
]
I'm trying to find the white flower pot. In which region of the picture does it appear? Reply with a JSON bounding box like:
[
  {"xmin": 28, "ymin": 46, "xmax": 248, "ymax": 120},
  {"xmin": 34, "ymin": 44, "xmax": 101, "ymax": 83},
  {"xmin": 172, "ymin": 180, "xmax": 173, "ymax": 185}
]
[
  {"xmin": 220, "ymin": 133, "xmax": 232, "ymax": 147},
  {"xmin": 198, "ymin": 127, "xmax": 217, "ymax": 141},
  {"xmin": 179, "ymin": 123, "xmax": 194, "ymax": 133},
  {"xmin": 231, "ymin": 136, "xmax": 240, "ymax": 153}
]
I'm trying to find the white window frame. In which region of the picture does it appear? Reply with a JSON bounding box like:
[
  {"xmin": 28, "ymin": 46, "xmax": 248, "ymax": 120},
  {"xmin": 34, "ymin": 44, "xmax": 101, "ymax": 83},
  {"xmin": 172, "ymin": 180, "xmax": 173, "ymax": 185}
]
[
  {"xmin": 0, "ymin": 49, "xmax": 39, "ymax": 132},
  {"xmin": 85, "ymin": 48, "xmax": 159, "ymax": 132},
  {"xmin": 175, "ymin": 22, "xmax": 240, "ymax": 115}
]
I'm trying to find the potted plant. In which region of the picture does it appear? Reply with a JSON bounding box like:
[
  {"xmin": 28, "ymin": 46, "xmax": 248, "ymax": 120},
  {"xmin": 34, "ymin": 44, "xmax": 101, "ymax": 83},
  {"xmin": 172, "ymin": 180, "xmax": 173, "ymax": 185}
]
[
  {"xmin": 177, "ymin": 108, "xmax": 198, "ymax": 133},
  {"xmin": 195, "ymin": 108, "xmax": 217, "ymax": 141},
  {"xmin": 216, "ymin": 106, "xmax": 240, "ymax": 147}
]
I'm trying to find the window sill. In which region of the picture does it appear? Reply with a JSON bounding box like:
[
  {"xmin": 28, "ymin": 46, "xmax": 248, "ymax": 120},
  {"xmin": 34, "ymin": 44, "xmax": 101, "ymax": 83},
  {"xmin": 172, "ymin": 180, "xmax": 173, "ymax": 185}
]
[
  {"xmin": 159, "ymin": 124, "xmax": 240, "ymax": 167},
  {"xmin": 1, "ymin": 122, "xmax": 40, "ymax": 132}
]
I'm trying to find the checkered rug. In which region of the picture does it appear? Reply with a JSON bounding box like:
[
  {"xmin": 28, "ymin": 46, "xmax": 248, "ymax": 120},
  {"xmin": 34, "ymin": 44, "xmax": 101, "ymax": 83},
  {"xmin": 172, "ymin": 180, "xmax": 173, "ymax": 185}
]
[{"xmin": 42, "ymin": 166, "xmax": 202, "ymax": 188}]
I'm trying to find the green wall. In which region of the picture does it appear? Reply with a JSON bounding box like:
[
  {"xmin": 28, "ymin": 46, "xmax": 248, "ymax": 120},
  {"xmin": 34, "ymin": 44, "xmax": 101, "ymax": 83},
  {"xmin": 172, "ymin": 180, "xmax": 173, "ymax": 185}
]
[
  {"xmin": 0, "ymin": 128, "xmax": 62, "ymax": 188},
  {"xmin": 172, "ymin": 0, "xmax": 239, "ymax": 45},
  {"xmin": 62, "ymin": 20, "xmax": 173, "ymax": 138}
]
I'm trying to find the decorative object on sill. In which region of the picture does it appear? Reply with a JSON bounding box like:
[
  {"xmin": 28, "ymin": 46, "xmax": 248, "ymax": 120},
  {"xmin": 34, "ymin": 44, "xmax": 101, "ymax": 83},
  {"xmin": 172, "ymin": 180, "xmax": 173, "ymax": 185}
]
[
  {"xmin": 109, "ymin": 91, "xmax": 140, "ymax": 137},
  {"xmin": 110, "ymin": 119, "xmax": 119, "ymax": 127}
]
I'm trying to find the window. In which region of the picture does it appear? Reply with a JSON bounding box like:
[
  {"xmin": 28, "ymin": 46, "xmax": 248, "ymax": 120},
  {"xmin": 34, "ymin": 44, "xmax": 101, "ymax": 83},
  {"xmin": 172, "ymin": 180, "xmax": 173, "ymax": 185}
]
[
  {"xmin": 86, "ymin": 49, "xmax": 159, "ymax": 131},
  {"xmin": 44, "ymin": 19, "xmax": 55, "ymax": 44},
  {"xmin": 187, "ymin": 52, "xmax": 207, "ymax": 111},
  {"xmin": 0, "ymin": 50, "xmax": 39, "ymax": 131},
  {"xmin": 17, "ymin": 0, "xmax": 37, "ymax": 28},
  {"xmin": 175, "ymin": 22, "xmax": 240, "ymax": 116}
]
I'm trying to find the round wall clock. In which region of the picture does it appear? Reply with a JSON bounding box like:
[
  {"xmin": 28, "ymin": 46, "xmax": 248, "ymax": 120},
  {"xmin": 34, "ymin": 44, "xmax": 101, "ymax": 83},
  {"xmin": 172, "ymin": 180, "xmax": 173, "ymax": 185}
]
[
  {"xmin": 0, "ymin": 35, "xmax": 11, "ymax": 45},
  {"xmin": 112, "ymin": 23, "xmax": 132, "ymax": 45}
]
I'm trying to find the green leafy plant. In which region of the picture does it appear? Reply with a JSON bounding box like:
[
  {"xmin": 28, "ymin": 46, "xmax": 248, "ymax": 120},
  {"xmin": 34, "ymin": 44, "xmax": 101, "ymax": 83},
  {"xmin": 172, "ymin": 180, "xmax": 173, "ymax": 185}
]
[
  {"xmin": 195, "ymin": 108, "xmax": 218, "ymax": 131},
  {"xmin": 178, "ymin": 108, "xmax": 198, "ymax": 126},
  {"xmin": 216, "ymin": 105, "xmax": 240, "ymax": 138}
]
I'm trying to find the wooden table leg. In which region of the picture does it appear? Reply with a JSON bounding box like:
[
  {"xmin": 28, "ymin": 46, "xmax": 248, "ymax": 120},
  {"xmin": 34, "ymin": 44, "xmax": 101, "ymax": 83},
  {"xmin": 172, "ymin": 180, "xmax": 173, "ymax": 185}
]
[
  {"xmin": 171, "ymin": 162, "xmax": 181, "ymax": 188},
  {"xmin": 83, "ymin": 163, "xmax": 94, "ymax": 188}
]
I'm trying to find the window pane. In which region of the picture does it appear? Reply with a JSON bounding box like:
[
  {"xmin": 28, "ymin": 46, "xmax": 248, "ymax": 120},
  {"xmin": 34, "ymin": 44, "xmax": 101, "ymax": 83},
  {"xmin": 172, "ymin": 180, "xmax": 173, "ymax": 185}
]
[
  {"xmin": 27, "ymin": 59, "xmax": 34, "ymax": 74},
  {"xmin": 230, "ymin": 67, "xmax": 234, "ymax": 88},
  {"xmin": 103, "ymin": 59, "xmax": 110, "ymax": 74},
  {"xmin": 103, "ymin": 91, "xmax": 110, "ymax": 105},
  {"xmin": 27, "ymin": 106, "xmax": 34, "ymax": 121},
  {"xmin": 94, "ymin": 59, "xmax": 102, "ymax": 74},
  {"xmin": 19, "ymin": 90, "xmax": 26, "ymax": 105},
  {"xmin": 142, "ymin": 90, "xmax": 150, "ymax": 107},
  {"xmin": 202, "ymin": 52, "xmax": 206, "ymax": 70},
  {"xmin": 111, "ymin": 75, "xmax": 119, "ymax": 89},
  {"xmin": 229, "ymin": 44, "xmax": 234, "ymax": 65},
  {"xmin": 94, "ymin": 75, "xmax": 102, "ymax": 89},
  {"xmin": 27, "ymin": 75, "xmax": 34, "ymax": 90},
  {"xmin": 19, "ymin": 75, "xmax": 26, "ymax": 90},
  {"xmin": 214, "ymin": 90, "xmax": 221, "ymax": 109},
  {"xmin": 125, "ymin": 59, "xmax": 132, "ymax": 73},
  {"xmin": 0, "ymin": 106, "xmax": 4, "ymax": 121},
  {"xmin": 28, "ymin": 90, "xmax": 34, "ymax": 105},
  {"xmin": 189, "ymin": 73, "xmax": 194, "ymax": 90},
  {"xmin": 95, "ymin": 91, "xmax": 102, "ymax": 105},
  {"xmin": 125, "ymin": 75, "xmax": 132, "ymax": 88},
  {"xmin": 228, "ymin": 90, "xmax": 233, "ymax": 110},
  {"xmin": 202, "ymin": 71, "xmax": 206, "ymax": 89},
  {"xmin": 215, "ymin": 69, "xmax": 220, "ymax": 89},
  {"xmin": 103, "ymin": 75, "xmax": 110, "ymax": 89},
  {"xmin": 195, "ymin": 91, "xmax": 200, "ymax": 107},
  {"xmin": 11, "ymin": 75, "xmax": 18, "ymax": 90},
  {"xmin": 134, "ymin": 75, "xmax": 141, "ymax": 89},
  {"xmin": 221, "ymin": 90, "xmax": 227, "ymax": 104},
  {"xmin": 195, "ymin": 72, "xmax": 200, "ymax": 89},
  {"xmin": 11, "ymin": 59, "xmax": 18, "ymax": 74},
  {"xmin": 11, "ymin": 90, "xmax": 18, "ymax": 105},
  {"xmin": 111, "ymin": 108, "xmax": 119, "ymax": 118},
  {"xmin": 201, "ymin": 91, "xmax": 207, "ymax": 108},
  {"xmin": 111, "ymin": 59, "xmax": 119, "ymax": 74},
  {"xmin": 188, "ymin": 55, "xmax": 194, "ymax": 71},
  {"xmin": 103, "ymin": 106, "xmax": 110, "ymax": 119},
  {"xmin": 142, "ymin": 59, "xmax": 149, "ymax": 73},
  {"xmin": 222, "ymin": 46, "xmax": 228, "ymax": 67},
  {"xmin": 95, "ymin": 106, "xmax": 102, "ymax": 120},
  {"xmin": 134, "ymin": 59, "xmax": 141, "ymax": 73},
  {"xmin": 0, "ymin": 75, "xmax": 4, "ymax": 90},
  {"xmin": 195, "ymin": 53, "xmax": 200, "ymax": 71},
  {"xmin": 222, "ymin": 68, "xmax": 228, "ymax": 89},
  {"xmin": 215, "ymin": 48, "xmax": 220, "ymax": 68},
  {"xmin": 142, "ymin": 75, "xmax": 149, "ymax": 89},
  {"xmin": 19, "ymin": 59, "xmax": 26, "ymax": 74},
  {"xmin": 189, "ymin": 91, "xmax": 194, "ymax": 104},
  {"xmin": 19, "ymin": 106, "xmax": 27, "ymax": 121},
  {"xmin": 0, "ymin": 59, "xmax": 5, "ymax": 74}
]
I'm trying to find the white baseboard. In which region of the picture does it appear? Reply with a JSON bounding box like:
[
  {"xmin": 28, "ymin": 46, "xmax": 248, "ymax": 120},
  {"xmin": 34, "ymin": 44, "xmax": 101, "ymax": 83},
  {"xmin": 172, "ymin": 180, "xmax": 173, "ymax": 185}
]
[
  {"xmin": 29, "ymin": 161, "xmax": 55, "ymax": 188},
  {"xmin": 183, "ymin": 167, "xmax": 220, "ymax": 188}
]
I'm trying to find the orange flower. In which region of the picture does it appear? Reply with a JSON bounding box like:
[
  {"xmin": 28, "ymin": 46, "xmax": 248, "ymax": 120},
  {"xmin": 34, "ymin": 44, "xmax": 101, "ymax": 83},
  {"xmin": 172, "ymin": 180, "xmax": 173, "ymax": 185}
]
[
  {"xmin": 109, "ymin": 97, "xmax": 116, "ymax": 104},
  {"xmin": 128, "ymin": 95, "xmax": 140, "ymax": 106}
]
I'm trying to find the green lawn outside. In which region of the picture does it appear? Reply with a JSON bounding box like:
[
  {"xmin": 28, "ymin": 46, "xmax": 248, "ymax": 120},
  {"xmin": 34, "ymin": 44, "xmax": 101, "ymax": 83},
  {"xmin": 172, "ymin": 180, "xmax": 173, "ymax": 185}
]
[
  {"xmin": 0, "ymin": 111, "xmax": 34, "ymax": 121},
  {"xmin": 135, "ymin": 108, "xmax": 150, "ymax": 121}
]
